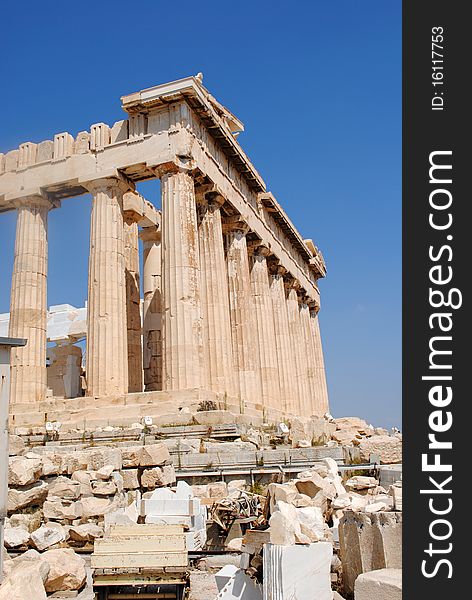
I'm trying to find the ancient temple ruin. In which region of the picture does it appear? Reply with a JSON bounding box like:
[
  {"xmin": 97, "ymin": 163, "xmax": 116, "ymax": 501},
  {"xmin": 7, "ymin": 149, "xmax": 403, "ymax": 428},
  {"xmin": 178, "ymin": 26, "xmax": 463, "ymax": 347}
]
[{"xmin": 0, "ymin": 75, "xmax": 329, "ymax": 430}]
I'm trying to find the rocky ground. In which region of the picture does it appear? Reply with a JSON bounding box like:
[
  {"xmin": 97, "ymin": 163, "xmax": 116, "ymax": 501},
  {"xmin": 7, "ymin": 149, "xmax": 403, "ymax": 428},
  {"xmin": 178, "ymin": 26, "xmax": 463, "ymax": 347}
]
[{"xmin": 1, "ymin": 413, "xmax": 402, "ymax": 598}]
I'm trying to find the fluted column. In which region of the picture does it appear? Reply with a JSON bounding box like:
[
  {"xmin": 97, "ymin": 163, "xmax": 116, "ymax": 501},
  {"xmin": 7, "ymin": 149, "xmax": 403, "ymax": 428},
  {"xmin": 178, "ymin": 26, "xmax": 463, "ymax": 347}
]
[
  {"xmin": 9, "ymin": 196, "xmax": 53, "ymax": 404},
  {"xmin": 285, "ymin": 283, "xmax": 310, "ymax": 415},
  {"xmin": 269, "ymin": 266, "xmax": 295, "ymax": 414},
  {"xmin": 309, "ymin": 308, "xmax": 330, "ymax": 415},
  {"xmin": 86, "ymin": 178, "xmax": 129, "ymax": 397},
  {"xmin": 299, "ymin": 299, "xmax": 316, "ymax": 415},
  {"xmin": 161, "ymin": 170, "xmax": 202, "ymax": 390},
  {"xmin": 141, "ymin": 226, "xmax": 162, "ymax": 391},
  {"xmin": 124, "ymin": 218, "xmax": 143, "ymax": 392},
  {"xmin": 249, "ymin": 246, "xmax": 281, "ymax": 413},
  {"xmin": 225, "ymin": 223, "xmax": 261, "ymax": 410},
  {"xmin": 197, "ymin": 193, "xmax": 235, "ymax": 397}
]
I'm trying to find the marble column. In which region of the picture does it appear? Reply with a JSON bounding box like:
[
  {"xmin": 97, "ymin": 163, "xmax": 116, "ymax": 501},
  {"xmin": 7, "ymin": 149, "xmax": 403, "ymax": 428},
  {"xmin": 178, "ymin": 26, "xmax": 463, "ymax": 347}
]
[
  {"xmin": 249, "ymin": 246, "xmax": 281, "ymax": 413},
  {"xmin": 224, "ymin": 223, "xmax": 261, "ymax": 410},
  {"xmin": 124, "ymin": 218, "xmax": 143, "ymax": 392},
  {"xmin": 310, "ymin": 307, "xmax": 330, "ymax": 415},
  {"xmin": 299, "ymin": 298, "xmax": 317, "ymax": 415},
  {"xmin": 141, "ymin": 226, "xmax": 162, "ymax": 391},
  {"xmin": 269, "ymin": 266, "xmax": 295, "ymax": 414},
  {"xmin": 86, "ymin": 178, "xmax": 129, "ymax": 397},
  {"xmin": 9, "ymin": 196, "xmax": 52, "ymax": 404},
  {"xmin": 285, "ymin": 282, "xmax": 310, "ymax": 415},
  {"xmin": 197, "ymin": 194, "xmax": 235, "ymax": 397},
  {"xmin": 160, "ymin": 170, "xmax": 202, "ymax": 390}
]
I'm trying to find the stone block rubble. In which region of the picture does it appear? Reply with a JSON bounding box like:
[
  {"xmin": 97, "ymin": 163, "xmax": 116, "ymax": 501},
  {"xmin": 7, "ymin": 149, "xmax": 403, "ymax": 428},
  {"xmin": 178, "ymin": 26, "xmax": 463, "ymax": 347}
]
[
  {"xmin": 1, "ymin": 547, "xmax": 86, "ymax": 599},
  {"xmin": 289, "ymin": 415, "xmax": 402, "ymax": 464},
  {"xmin": 2, "ymin": 416, "xmax": 401, "ymax": 598},
  {"xmin": 200, "ymin": 453, "xmax": 402, "ymax": 599},
  {"xmin": 143, "ymin": 481, "xmax": 208, "ymax": 550}
]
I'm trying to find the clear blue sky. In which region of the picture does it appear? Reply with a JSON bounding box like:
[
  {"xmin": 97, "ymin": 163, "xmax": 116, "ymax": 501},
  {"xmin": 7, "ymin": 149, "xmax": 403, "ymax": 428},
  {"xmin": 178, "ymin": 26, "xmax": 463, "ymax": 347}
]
[{"xmin": 0, "ymin": 1, "xmax": 401, "ymax": 428}]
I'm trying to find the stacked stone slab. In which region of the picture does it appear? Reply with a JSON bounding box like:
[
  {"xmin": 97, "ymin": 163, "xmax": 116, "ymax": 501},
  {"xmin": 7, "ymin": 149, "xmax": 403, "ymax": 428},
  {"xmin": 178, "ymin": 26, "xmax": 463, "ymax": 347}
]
[
  {"xmin": 144, "ymin": 481, "xmax": 207, "ymax": 550},
  {"xmin": 1, "ymin": 75, "xmax": 330, "ymax": 427}
]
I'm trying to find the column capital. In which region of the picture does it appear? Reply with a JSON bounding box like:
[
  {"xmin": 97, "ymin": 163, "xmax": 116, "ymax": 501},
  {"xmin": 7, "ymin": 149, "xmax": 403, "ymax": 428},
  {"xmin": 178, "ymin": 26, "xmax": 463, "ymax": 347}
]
[
  {"xmin": 139, "ymin": 225, "xmax": 161, "ymax": 243},
  {"xmin": 269, "ymin": 262, "xmax": 288, "ymax": 278},
  {"xmin": 284, "ymin": 276, "xmax": 302, "ymax": 293},
  {"xmin": 82, "ymin": 175, "xmax": 133, "ymax": 196},
  {"xmin": 247, "ymin": 240, "xmax": 272, "ymax": 258},
  {"xmin": 12, "ymin": 193, "xmax": 57, "ymax": 210},
  {"xmin": 222, "ymin": 215, "xmax": 250, "ymax": 235},
  {"xmin": 153, "ymin": 158, "xmax": 196, "ymax": 179},
  {"xmin": 195, "ymin": 184, "xmax": 225, "ymax": 209}
]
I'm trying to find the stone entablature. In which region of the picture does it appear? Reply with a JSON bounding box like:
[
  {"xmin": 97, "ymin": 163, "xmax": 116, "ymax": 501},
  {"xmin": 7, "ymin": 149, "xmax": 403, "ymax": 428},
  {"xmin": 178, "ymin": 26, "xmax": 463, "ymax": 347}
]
[
  {"xmin": 0, "ymin": 75, "xmax": 329, "ymax": 426},
  {"xmin": 0, "ymin": 76, "xmax": 323, "ymax": 297}
]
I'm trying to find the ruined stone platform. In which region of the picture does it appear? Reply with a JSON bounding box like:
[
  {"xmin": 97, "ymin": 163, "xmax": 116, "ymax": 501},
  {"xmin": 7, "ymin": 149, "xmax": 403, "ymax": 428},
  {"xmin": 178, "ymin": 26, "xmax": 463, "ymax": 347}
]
[{"xmin": 8, "ymin": 389, "xmax": 290, "ymax": 435}]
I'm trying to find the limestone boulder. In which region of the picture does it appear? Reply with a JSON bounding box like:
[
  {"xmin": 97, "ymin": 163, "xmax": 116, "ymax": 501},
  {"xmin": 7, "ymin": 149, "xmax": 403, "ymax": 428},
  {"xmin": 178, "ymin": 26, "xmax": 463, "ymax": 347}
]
[
  {"xmin": 358, "ymin": 436, "xmax": 402, "ymax": 464},
  {"xmin": 122, "ymin": 468, "xmax": 139, "ymax": 489},
  {"xmin": 0, "ymin": 559, "xmax": 49, "ymax": 600},
  {"xmin": 8, "ymin": 480, "xmax": 48, "ymax": 512},
  {"xmin": 8, "ymin": 434, "xmax": 25, "ymax": 456},
  {"xmin": 2, "ymin": 547, "xmax": 12, "ymax": 576},
  {"xmin": 31, "ymin": 523, "xmax": 67, "ymax": 551},
  {"xmin": 2, "ymin": 549, "xmax": 41, "ymax": 579},
  {"xmin": 335, "ymin": 416, "xmax": 370, "ymax": 434},
  {"xmin": 8, "ymin": 455, "xmax": 42, "ymax": 486},
  {"xmin": 71, "ymin": 470, "xmax": 94, "ymax": 495},
  {"xmin": 47, "ymin": 476, "xmax": 81, "ymax": 500},
  {"xmin": 87, "ymin": 448, "xmax": 122, "ymax": 471},
  {"xmin": 138, "ymin": 443, "xmax": 171, "ymax": 467},
  {"xmin": 42, "ymin": 548, "xmax": 86, "ymax": 593},
  {"xmin": 365, "ymin": 501, "xmax": 389, "ymax": 513},
  {"xmin": 141, "ymin": 464, "xmax": 176, "ymax": 488},
  {"xmin": 121, "ymin": 446, "xmax": 141, "ymax": 467},
  {"xmin": 269, "ymin": 500, "xmax": 310, "ymax": 545},
  {"xmin": 43, "ymin": 498, "xmax": 83, "ymax": 520},
  {"xmin": 92, "ymin": 480, "xmax": 117, "ymax": 495},
  {"xmin": 3, "ymin": 525, "xmax": 30, "ymax": 548},
  {"xmin": 68, "ymin": 523, "xmax": 104, "ymax": 543},
  {"xmin": 295, "ymin": 472, "xmax": 336, "ymax": 499},
  {"xmin": 345, "ymin": 476, "xmax": 378, "ymax": 491},
  {"xmin": 349, "ymin": 493, "xmax": 370, "ymax": 512},
  {"xmin": 96, "ymin": 465, "xmax": 115, "ymax": 479},
  {"xmin": 311, "ymin": 489, "xmax": 331, "ymax": 514},
  {"xmin": 374, "ymin": 427, "xmax": 390, "ymax": 436},
  {"xmin": 332, "ymin": 429, "xmax": 362, "ymax": 445},
  {"xmin": 193, "ymin": 410, "xmax": 234, "ymax": 426},
  {"xmin": 296, "ymin": 506, "xmax": 327, "ymax": 542},
  {"xmin": 80, "ymin": 496, "xmax": 112, "ymax": 518},
  {"xmin": 42, "ymin": 452, "xmax": 66, "ymax": 475},
  {"xmin": 9, "ymin": 510, "xmax": 42, "ymax": 533},
  {"xmin": 64, "ymin": 450, "xmax": 89, "ymax": 474},
  {"xmin": 354, "ymin": 569, "xmax": 402, "ymax": 600},
  {"xmin": 298, "ymin": 464, "xmax": 329, "ymax": 479}
]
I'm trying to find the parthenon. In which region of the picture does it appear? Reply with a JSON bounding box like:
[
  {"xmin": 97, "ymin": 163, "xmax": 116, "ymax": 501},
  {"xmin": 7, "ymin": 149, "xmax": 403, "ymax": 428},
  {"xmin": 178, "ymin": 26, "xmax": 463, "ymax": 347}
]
[{"xmin": 0, "ymin": 75, "xmax": 329, "ymax": 431}]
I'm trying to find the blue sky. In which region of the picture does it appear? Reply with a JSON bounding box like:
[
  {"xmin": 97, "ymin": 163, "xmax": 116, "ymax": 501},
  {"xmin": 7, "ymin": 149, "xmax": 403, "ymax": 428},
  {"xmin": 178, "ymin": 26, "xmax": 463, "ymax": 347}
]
[{"xmin": 0, "ymin": 1, "xmax": 401, "ymax": 428}]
